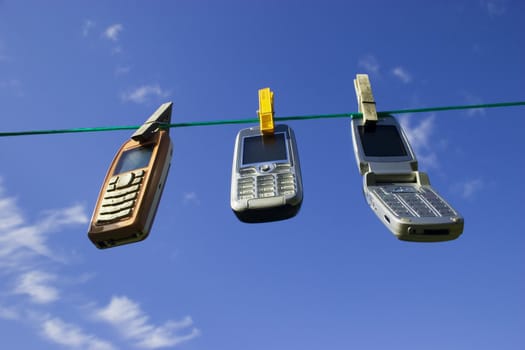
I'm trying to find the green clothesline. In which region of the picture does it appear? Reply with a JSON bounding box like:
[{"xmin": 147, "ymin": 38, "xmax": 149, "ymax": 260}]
[{"xmin": 1, "ymin": 101, "xmax": 524, "ymax": 138}]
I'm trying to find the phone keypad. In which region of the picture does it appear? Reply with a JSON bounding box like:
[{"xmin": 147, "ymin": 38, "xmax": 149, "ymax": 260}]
[
  {"xmin": 419, "ymin": 189, "xmax": 456, "ymax": 216},
  {"xmin": 277, "ymin": 173, "xmax": 296, "ymax": 195},
  {"xmin": 237, "ymin": 177, "xmax": 256, "ymax": 200},
  {"xmin": 257, "ymin": 175, "xmax": 275, "ymax": 198},
  {"xmin": 372, "ymin": 185, "xmax": 456, "ymax": 218},
  {"xmin": 237, "ymin": 166, "xmax": 297, "ymax": 200},
  {"xmin": 96, "ymin": 170, "xmax": 145, "ymax": 223}
]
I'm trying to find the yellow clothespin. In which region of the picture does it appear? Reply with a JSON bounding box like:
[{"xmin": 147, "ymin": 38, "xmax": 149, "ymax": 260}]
[
  {"xmin": 258, "ymin": 87, "xmax": 275, "ymax": 134},
  {"xmin": 354, "ymin": 74, "xmax": 378, "ymax": 125}
]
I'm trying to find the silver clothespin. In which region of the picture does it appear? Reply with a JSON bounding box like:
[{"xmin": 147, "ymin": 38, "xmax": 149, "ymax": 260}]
[
  {"xmin": 354, "ymin": 74, "xmax": 378, "ymax": 125},
  {"xmin": 131, "ymin": 102, "xmax": 173, "ymax": 142}
]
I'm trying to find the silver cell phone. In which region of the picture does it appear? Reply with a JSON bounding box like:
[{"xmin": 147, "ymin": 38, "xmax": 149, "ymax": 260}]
[
  {"xmin": 230, "ymin": 124, "xmax": 303, "ymax": 223},
  {"xmin": 351, "ymin": 115, "xmax": 464, "ymax": 242},
  {"xmin": 88, "ymin": 103, "xmax": 173, "ymax": 249}
]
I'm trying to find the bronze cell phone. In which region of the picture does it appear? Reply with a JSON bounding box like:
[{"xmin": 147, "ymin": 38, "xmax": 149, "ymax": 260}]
[{"xmin": 88, "ymin": 103, "xmax": 173, "ymax": 249}]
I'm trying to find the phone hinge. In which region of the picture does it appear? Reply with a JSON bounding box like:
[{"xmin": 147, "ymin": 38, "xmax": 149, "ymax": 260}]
[{"xmin": 365, "ymin": 171, "xmax": 431, "ymax": 186}]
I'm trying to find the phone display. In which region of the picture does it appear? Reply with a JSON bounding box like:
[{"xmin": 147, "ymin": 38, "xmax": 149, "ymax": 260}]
[
  {"xmin": 351, "ymin": 115, "xmax": 464, "ymax": 242},
  {"xmin": 358, "ymin": 125, "xmax": 408, "ymax": 157},
  {"xmin": 231, "ymin": 124, "xmax": 303, "ymax": 223}
]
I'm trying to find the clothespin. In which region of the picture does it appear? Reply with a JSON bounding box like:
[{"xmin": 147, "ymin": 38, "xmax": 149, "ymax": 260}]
[
  {"xmin": 257, "ymin": 87, "xmax": 275, "ymax": 135},
  {"xmin": 131, "ymin": 102, "xmax": 173, "ymax": 142},
  {"xmin": 354, "ymin": 74, "xmax": 378, "ymax": 125}
]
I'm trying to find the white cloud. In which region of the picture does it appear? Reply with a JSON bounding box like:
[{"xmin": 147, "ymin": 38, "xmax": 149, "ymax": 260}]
[
  {"xmin": 103, "ymin": 24, "xmax": 123, "ymax": 41},
  {"xmin": 358, "ymin": 54, "xmax": 380, "ymax": 74},
  {"xmin": 461, "ymin": 91, "xmax": 486, "ymax": 117},
  {"xmin": 399, "ymin": 115, "xmax": 433, "ymax": 151},
  {"xmin": 0, "ymin": 180, "xmax": 88, "ymax": 264},
  {"xmin": 121, "ymin": 85, "xmax": 170, "ymax": 104},
  {"xmin": 0, "ymin": 41, "xmax": 10, "ymax": 62},
  {"xmin": 481, "ymin": 0, "xmax": 507, "ymax": 17},
  {"xmin": 82, "ymin": 20, "xmax": 96, "ymax": 37},
  {"xmin": 0, "ymin": 200, "xmax": 88, "ymax": 265},
  {"xmin": 0, "ymin": 178, "xmax": 94, "ymax": 345},
  {"xmin": 95, "ymin": 296, "xmax": 200, "ymax": 349},
  {"xmin": 183, "ymin": 192, "xmax": 200, "ymax": 206},
  {"xmin": 458, "ymin": 178, "xmax": 484, "ymax": 199},
  {"xmin": 41, "ymin": 317, "xmax": 116, "ymax": 350},
  {"xmin": 0, "ymin": 79, "xmax": 21, "ymax": 89},
  {"xmin": 0, "ymin": 304, "xmax": 20, "ymax": 320},
  {"xmin": 398, "ymin": 115, "xmax": 439, "ymax": 169},
  {"xmin": 115, "ymin": 65, "xmax": 131, "ymax": 76},
  {"xmin": 13, "ymin": 271, "xmax": 59, "ymax": 304},
  {"xmin": 392, "ymin": 66, "xmax": 412, "ymax": 83},
  {"xmin": 0, "ymin": 178, "xmax": 197, "ymax": 349},
  {"xmin": 0, "ymin": 177, "xmax": 87, "ymax": 268},
  {"xmin": 0, "ymin": 79, "xmax": 23, "ymax": 96},
  {"xmin": 111, "ymin": 46, "xmax": 123, "ymax": 55}
]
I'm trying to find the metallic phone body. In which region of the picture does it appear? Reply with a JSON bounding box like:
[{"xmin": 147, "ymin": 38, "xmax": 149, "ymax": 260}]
[
  {"xmin": 88, "ymin": 130, "xmax": 172, "ymax": 248},
  {"xmin": 351, "ymin": 115, "xmax": 463, "ymax": 242},
  {"xmin": 231, "ymin": 124, "xmax": 303, "ymax": 223}
]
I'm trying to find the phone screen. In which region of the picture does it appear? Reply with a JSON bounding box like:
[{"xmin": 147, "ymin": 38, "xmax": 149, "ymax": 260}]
[
  {"xmin": 242, "ymin": 133, "xmax": 287, "ymax": 165},
  {"xmin": 113, "ymin": 145, "xmax": 154, "ymax": 175},
  {"xmin": 358, "ymin": 125, "xmax": 408, "ymax": 157}
]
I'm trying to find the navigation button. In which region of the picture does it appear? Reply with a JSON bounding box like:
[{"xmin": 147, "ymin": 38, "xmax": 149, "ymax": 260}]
[
  {"xmin": 260, "ymin": 164, "xmax": 271, "ymax": 172},
  {"xmin": 116, "ymin": 173, "xmax": 134, "ymax": 188}
]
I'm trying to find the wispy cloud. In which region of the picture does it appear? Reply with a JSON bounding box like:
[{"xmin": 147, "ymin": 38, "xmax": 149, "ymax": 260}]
[
  {"xmin": 460, "ymin": 91, "xmax": 486, "ymax": 117},
  {"xmin": 0, "ymin": 199, "xmax": 88, "ymax": 265},
  {"xmin": 115, "ymin": 65, "xmax": 131, "ymax": 76},
  {"xmin": 480, "ymin": 0, "xmax": 507, "ymax": 17},
  {"xmin": 0, "ymin": 78, "xmax": 21, "ymax": 89},
  {"xmin": 392, "ymin": 66, "xmax": 412, "ymax": 83},
  {"xmin": 0, "ymin": 178, "xmax": 106, "ymax": 347},
  {"xmin": 13, "ymin": 271, "xmax": 59, "ymax": 304},
  {"xmin": 103, "ymin": 24, "xmax": 124, "ymax": 41},
  {"xmin": 0, "ymin": 178, "xmax": 198, "ymax": 348},
  {"xmin": 82, "ymin": 20, "xmax": 96, "ymax": 37},
  {"xmin": 183, "ymin": 192, "xmax": 200, "ymax": 206},
  {"xmin": 457, "ymin": 178, "xmax": 484, "ymax": 199},
  {"xmin": 41, "ymin": 317, "xmax": 116, "ymax": 350},
  {"xmin": 358, "ymin": 54, "xmax": 380, "ymax": 74},
  {"xmin": 0, "ymin": 177, "xmax": 87, "ymax": 270},
  {"xmin": 0, "ymin": 79, "xmax": 23, "ymax": 96},
  {"xmin": 95, "ymin": 295, "xmax": 200, "ymax": 349},
  {"xmin": 398, "ymin": 115, "xmax": 439, "ymax": 169},
  {"xmin": 0, "ymin": 41, "xmax": 11, "ymax": 62},
  {"xmin": 400, "ymin": 115, "xmax": 434, "ymax": 151},
  {"xmin": 121, "ymin": 84, "xmax": 170, "ymax": 104},
  {"xmin": 0, "ymin": 304, "xmax": 20, "ymax": 320}
]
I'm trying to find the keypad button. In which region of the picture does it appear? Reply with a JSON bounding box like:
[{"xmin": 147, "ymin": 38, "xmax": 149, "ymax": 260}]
[
  {"xmin": 260, "ymin": 164, "xmax": 271, "ymax": 172},
  {"xmin": 116, "ymin": 173, "xmax": 134, "ymax": 189},
  {"xmin": 97, "ymin": 208, "xmax": 132, "ymax": 223},
  {"xmin": 104, "ymin": 184, "xmax": 140, "ymax": 199},
  {"xmin": 101, "ymin": 192, "xmax": 137, "ymax": 207},
  {"xmin": 132, "ymin": 176, "xmax": 143, "ymax": 185},
  {"xmin": 99, "ymin": 200, "xmax": 135, "ymax": 215}
]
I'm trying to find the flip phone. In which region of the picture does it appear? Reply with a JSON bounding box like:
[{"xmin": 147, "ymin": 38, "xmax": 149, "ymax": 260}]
[{"xmin": 351, "ymin": 115, "xmax": 464, "ymax": 242}]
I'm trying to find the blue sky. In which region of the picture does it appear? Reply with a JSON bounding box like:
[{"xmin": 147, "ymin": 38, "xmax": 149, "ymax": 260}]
[{"xmin": 0, "ymin": 1, "xmax": 524, "ymax": 349}]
